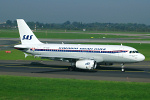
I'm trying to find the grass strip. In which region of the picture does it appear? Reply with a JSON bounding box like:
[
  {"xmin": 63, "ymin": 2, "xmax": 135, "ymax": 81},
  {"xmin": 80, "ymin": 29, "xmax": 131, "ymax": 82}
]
[
  {"xmin": 0, "ymin": 75, "xmax": 150, "ymax": 100},
  {"xmin": 0, "ymin": 49, "xmax": 42, "ymax": 60},
  {"xmin": 0, "ymin": 29, "xmax": 139, "ymax": 39}
]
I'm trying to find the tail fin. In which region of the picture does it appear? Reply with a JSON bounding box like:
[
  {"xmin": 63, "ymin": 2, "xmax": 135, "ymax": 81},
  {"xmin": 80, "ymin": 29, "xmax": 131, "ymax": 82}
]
[{"xmin": 17, "ymin": 19, "xmax": 42, "ymax": 44}]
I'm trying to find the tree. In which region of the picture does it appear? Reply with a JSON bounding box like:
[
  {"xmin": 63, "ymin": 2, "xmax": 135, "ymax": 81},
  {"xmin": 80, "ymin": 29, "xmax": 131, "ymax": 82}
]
[
  {"xmin": 6, "ymin": 20, "xmax": 12, "ymax": 26},
  {"xmin": 63, "ymin": 21, "xmax": 71, "ymax": 25}
]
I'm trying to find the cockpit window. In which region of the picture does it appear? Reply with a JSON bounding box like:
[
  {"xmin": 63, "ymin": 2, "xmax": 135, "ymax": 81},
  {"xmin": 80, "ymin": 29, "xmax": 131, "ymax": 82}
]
[{"xmin": 129, "ymin": 51, "xmax": 139, "ymax": 53}]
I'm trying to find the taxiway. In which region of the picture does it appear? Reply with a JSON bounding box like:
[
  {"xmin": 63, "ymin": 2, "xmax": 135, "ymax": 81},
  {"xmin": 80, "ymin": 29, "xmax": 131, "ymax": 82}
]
[{"xmin": 0, "ymin": 60, "xmax": 149, "ymax": 82}]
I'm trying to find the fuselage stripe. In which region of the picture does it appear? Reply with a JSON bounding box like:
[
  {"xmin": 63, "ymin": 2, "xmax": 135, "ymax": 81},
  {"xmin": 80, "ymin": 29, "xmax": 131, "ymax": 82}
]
[{"xmin": 30, "ymin": 49, "xmax": 128, "ymax": 53}]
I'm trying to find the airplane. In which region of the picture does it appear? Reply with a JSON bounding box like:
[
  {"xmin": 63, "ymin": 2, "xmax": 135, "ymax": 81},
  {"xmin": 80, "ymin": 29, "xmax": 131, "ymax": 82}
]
[{"xmin": 14, "ymin": 19, "xmax": 145, "ymax": 72}]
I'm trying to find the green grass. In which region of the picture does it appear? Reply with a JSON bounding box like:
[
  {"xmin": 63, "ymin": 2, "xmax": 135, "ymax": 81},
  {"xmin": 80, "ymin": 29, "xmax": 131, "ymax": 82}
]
[
  {"xmin": 129, "ymin": 39, "xmax": 150, "ymax": 41},
  {"xmin": 0, "ymin": 29, "xmax": 19, "ymax": 38},
  {"xmin": 0, "ymin": 29, "xmax": 140, "ymax": 39},
  {"xmin": 35, "ymin": 32, "xmax": 132, "ymax": 39},
  {"xmin": 0, "ymin": 75, "xmax": 150, "ymax": 100},
  {"xmin": 33, "ymin": 29, "xmax": 150, "ymax": 34},
  {"xmin": 0, "ymin": 49, "xmax": 42, "ymax": 60}
]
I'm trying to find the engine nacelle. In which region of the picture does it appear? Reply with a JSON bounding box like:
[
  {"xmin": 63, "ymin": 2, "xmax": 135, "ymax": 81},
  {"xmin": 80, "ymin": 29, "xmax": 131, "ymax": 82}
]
[{"xmin": 76, "ymin": 60, "xmax": 97, "ymax": 70}]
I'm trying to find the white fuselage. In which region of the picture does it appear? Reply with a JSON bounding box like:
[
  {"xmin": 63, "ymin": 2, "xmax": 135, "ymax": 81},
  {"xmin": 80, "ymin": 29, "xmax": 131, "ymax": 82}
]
[{"xmin": 17, "ymin": 43, "xmax": 145, "ymax": 64}]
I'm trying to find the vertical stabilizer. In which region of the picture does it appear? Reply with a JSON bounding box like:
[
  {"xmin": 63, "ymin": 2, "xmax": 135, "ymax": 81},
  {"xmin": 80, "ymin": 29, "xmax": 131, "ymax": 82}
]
[{"xmin": 17, "ymin": 19, "xmax": 42, "ymax": 44}]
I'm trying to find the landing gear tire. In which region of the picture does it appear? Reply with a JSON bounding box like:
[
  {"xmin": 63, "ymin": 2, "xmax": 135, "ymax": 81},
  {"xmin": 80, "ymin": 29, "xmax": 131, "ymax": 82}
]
[
  {"xmin": 68, "ymin": 66, "xmax": 76, "ymax": 71},
  {"xmin": 121, "ymin": 68, "xmax": 125, "ymax": 72},
  {"xmin": 121, "ymin": 63, "xmax": 125, "ymax": 72}
]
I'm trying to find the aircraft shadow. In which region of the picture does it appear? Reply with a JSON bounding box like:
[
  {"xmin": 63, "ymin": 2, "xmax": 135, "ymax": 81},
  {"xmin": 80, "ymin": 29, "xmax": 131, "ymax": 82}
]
[
  {"xmin": 21, "ymin": 62, "xmax": 144, "ymax": 73},
  {"xmin": 32, "ymin": 69, "xmax": 68, "ymax": 73},
  {"xmin": 23, "ymin": 62, "xmax": 67, "ymax": 68},
  {"xmin": 33, "ymin": 69, "xmax": 97, "ymax": 73},
  {"xmin": 96, "ymin": 66, "xmax": 144, "ymax": 72},
  {"xmin": 26, "ymin": 62, "xmax": 98, "ymax": 73}
]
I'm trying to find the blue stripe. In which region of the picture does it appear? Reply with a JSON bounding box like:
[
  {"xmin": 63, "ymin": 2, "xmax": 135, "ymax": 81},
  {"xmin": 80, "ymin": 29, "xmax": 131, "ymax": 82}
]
[{"xmin": 30, "ymin": 49, "xmax": 128, "ymax": 53}]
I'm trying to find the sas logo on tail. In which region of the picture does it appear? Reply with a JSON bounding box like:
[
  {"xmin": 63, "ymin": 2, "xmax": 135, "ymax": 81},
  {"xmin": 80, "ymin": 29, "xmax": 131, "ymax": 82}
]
[{"xmin": 22, "ymin": 35, "xmax": 33, "ymax": 40}]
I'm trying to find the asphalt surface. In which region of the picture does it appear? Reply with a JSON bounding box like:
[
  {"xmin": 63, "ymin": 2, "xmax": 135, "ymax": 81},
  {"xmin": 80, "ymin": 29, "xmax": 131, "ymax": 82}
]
[
  {"xmin": 1, "ymin": 38, "xmax": 150, "ymax": 44},
  {"xmin": 0, "ymin": 60, "xmax": 150, "ymax": 82}
]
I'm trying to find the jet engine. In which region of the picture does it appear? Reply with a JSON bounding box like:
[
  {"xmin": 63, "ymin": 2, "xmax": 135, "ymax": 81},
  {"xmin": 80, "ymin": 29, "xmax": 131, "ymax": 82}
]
[{"xmin": 76, "ymin": 60, "xmax": 97, "ymax": 70}]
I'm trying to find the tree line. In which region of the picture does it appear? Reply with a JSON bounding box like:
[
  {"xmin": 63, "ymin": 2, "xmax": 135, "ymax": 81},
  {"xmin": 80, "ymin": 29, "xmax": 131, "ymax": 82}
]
[{"xmin": 1, "ymin": 20, "xmax": 150, "ymax": 32}]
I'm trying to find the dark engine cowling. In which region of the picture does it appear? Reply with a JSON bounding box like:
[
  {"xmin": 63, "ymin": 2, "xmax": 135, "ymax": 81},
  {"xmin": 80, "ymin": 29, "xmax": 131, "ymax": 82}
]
[{"xmin": 76, "ymin": 60, "xmax": 97, "ymax": 70}]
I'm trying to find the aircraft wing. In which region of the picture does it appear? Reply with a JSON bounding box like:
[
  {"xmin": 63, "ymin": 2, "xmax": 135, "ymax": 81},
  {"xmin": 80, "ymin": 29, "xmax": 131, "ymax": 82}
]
[{"xmin": 34, "ymin": 55, "xmax": 92, "ymax": 61}]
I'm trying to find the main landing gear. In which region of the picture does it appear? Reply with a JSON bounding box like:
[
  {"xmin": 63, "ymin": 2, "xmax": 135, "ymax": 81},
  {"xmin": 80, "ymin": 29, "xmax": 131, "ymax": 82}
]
[
  {"xmin": 68, "ymin": 66, "xmax": 76, "ymax": 71},
  {"xmin": 121, "ymin": 63, "xmax": 125, "ymax": 72},
  {"xmin": 68, "ymin": 63, "xmax": 76, "ymax": 71}
]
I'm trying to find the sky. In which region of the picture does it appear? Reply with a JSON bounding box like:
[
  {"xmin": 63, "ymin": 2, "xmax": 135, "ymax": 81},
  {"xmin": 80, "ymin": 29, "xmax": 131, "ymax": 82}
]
[{"xmin": 0, "ymin": 0, "xmax": 150, "ymax": 24}]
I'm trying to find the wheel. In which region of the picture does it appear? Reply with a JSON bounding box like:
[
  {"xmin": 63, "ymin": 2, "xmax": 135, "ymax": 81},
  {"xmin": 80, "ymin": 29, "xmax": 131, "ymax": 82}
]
[
  {"xmin": 121, "ymin": 63, "xmax": 125, "ymax": 72},
  {"xmin": 68, "ymin": 66, "xmax": 76, "ymax": 71},
  {"xmin": 121, "ymin": 68, "xmax": 125, "ymax": 72}
]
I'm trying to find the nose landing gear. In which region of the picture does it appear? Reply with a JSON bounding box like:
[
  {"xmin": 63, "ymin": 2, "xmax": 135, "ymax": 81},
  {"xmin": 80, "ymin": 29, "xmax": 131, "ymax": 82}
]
[{"xmin": 121, "ymin": 63, "xmax": 125, "ymax": 72}]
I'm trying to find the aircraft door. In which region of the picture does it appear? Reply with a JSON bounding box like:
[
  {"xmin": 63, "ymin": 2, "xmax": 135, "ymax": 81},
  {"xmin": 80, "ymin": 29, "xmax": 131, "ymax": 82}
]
[
  {"xmin": 118, "ymin": 47, "xmax": 123, "ymax": 58},
  {"xmin": 36, "ymin": 46, "xmax": 41, "ymax": 55}
]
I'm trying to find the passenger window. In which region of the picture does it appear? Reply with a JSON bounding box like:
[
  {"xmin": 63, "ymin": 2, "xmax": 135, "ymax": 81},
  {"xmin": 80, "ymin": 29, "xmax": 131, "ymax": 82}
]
[
  {"xmin": 135, "ymin": 51, "xmax": 139, "ymax": 53},
  {"xmin": 129, "ymin": 51, "xmax": 139, "ymax": 53}
]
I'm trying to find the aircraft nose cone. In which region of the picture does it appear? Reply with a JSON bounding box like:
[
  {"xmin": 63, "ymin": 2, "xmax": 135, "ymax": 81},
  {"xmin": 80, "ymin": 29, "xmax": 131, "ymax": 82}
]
[{"xmin": 137, "ymin": 54, "xmax": 145, "ymax": 61}]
